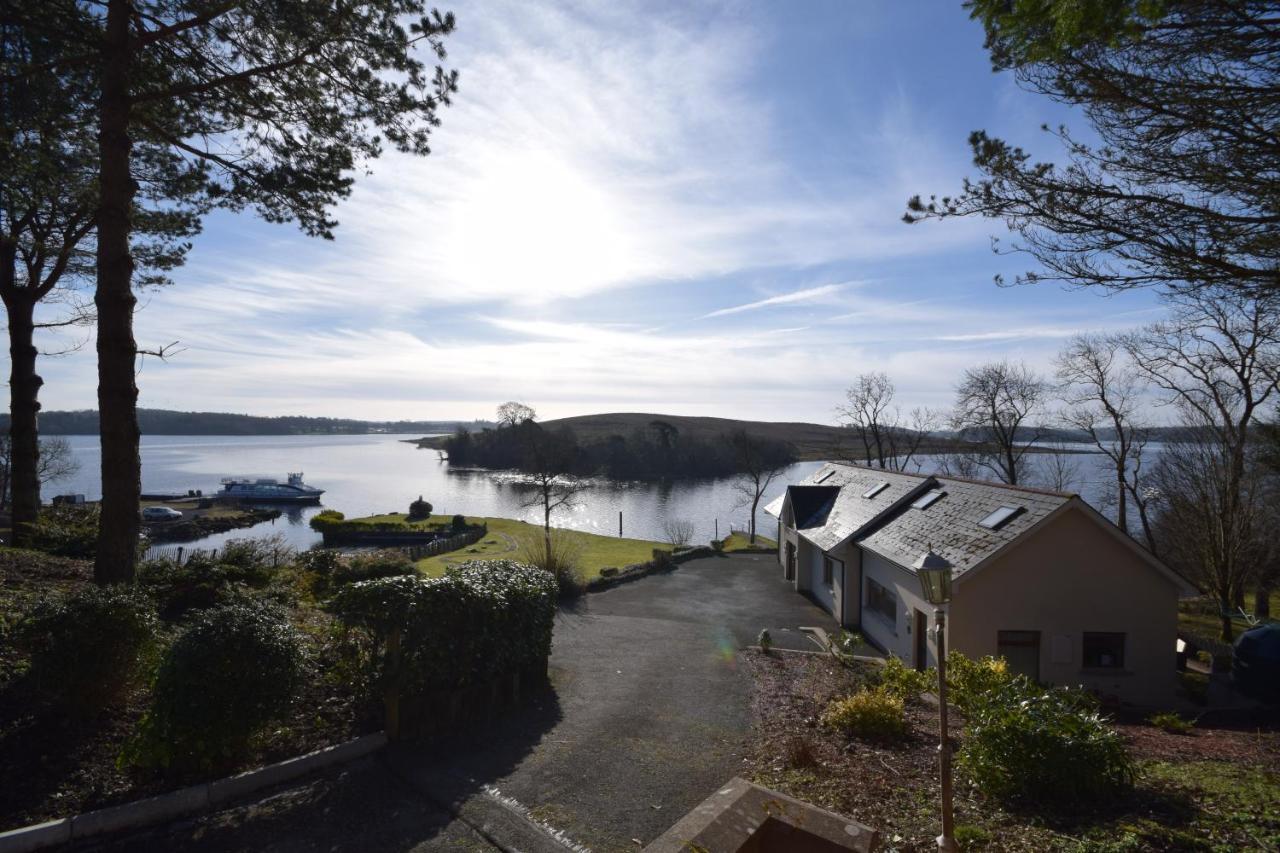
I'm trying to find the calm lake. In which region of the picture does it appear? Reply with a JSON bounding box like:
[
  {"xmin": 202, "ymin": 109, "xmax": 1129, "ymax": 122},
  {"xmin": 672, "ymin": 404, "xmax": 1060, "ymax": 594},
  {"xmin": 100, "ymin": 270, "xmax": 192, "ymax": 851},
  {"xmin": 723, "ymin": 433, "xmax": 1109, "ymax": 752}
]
[{"xmin": 51, "ymin": 434, "xmax": 1135, "ymax": 553}]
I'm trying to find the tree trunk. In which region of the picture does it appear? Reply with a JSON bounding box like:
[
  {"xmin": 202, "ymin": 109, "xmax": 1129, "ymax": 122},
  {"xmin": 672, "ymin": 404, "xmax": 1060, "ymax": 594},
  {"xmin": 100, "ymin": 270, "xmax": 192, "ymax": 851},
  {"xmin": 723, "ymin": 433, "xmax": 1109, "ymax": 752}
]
[
  {"xmin": 94, "ymin": 0, "xmax": 140, "ymax": 584},
  {"xmin": 5, "ymin": 294, "xmax": 43, "ymax": 545},
  {"xmin": 749, "ymin": 490, "xmax": 759, "ymax": 543},
  {"xmin": 1219, "ymin": 595, "xmax": 1234, "ymax": 643},
  {"xmin": 1256, "ymin": 587, "xmax": 1271, "ymax": 619},
  {"xmin": 1114, "ymin": 473, "xmax": 1127, "ymax": 533}
]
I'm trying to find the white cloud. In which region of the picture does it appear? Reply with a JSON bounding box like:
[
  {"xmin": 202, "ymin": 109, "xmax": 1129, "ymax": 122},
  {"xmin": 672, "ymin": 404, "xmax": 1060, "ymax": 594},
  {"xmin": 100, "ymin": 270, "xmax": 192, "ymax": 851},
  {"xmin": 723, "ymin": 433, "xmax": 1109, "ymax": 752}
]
[{"xmin": 702, "ymin": 284, "xmax": 847, "ymax": 318}]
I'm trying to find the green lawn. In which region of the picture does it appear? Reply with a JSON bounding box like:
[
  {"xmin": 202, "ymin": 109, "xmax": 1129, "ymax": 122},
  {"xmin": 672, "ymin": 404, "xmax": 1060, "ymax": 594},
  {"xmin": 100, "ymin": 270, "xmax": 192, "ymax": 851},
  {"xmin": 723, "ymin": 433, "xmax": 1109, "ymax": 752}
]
[
  {"xmin": 408, "ymin": 515, "xmax": 666, "ymax": 581},
  {"xmin": 723, "ymin": 531, "xmax": 777, "ymax": 552},
  {"xmin": 1179, "ymin": 590, "xmax": 1278, "ymax": 642}
]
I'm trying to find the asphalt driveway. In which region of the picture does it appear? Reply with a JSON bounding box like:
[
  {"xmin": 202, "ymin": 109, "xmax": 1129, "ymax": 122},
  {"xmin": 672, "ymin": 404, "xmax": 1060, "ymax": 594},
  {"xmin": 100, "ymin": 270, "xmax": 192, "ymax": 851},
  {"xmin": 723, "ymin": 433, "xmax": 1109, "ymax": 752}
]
[
  {"xmin": 392, "ymin": 552, "xmax": 837, "ymax": 852},
  {"xmin": 80, "ymin": 553, "xmax": 835, "ymax": 852}
]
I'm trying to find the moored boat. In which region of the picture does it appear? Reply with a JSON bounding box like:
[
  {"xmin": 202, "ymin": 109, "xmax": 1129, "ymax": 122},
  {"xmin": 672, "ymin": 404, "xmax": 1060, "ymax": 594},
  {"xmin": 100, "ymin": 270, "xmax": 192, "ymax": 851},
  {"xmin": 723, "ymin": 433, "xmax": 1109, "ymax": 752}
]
[{"xmin": 220, "ymin": 472, "xmax": 324, "ymax": 503}]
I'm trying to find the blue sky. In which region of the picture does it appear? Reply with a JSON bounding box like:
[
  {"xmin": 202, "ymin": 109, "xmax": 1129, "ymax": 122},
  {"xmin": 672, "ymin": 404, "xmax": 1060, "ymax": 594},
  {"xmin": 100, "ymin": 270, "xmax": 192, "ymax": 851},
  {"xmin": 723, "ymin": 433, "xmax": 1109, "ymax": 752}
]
[{"xmin": 36, "ymin": 0, "xmax": 1165, "ymax": 423}]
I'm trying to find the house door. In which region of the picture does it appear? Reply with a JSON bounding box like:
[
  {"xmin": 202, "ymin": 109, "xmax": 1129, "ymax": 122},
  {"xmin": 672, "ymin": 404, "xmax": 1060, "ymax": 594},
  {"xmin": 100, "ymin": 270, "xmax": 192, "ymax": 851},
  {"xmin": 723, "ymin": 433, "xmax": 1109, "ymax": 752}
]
[
  {"xmin": 997, "ymin": 630, "xmax": 1041, "ymax": 681},
  {"xmin": 913, "ymin": 609, "xmax": 929, "ymax": 671},
  {"xmin": 784, "ymin": 542, "xmax": 796, "ymax": 581}
]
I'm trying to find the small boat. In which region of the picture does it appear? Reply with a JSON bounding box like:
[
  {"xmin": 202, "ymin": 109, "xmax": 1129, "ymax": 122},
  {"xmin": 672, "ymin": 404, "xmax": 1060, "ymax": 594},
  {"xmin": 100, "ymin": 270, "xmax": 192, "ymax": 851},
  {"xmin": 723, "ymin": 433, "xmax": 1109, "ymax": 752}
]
[{"xmin": 220, "ymin": 472, "xmax": 325, "ymax": 503}]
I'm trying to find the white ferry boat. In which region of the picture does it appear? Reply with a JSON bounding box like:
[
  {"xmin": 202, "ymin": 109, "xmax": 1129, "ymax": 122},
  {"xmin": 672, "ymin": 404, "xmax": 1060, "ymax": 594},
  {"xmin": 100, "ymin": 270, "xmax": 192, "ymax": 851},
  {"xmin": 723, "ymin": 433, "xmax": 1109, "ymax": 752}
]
[{"xmin": 220, "ymin": 472, "xmax": 325, "ymax": 503}]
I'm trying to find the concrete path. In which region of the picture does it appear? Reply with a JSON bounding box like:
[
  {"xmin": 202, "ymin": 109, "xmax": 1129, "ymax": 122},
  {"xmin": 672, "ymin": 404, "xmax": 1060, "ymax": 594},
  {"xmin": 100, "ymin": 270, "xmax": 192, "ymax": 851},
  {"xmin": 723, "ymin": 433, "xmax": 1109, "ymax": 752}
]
[{"xmin": 77, "ymin": 553, "xmax": 834, "ymax": 852}]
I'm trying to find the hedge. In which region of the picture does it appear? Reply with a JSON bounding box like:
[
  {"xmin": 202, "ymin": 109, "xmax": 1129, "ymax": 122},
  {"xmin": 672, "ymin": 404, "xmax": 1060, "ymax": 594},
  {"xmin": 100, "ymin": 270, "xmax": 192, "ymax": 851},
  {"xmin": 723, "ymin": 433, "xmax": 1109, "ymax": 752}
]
[{"xmin": 325, "ymin": 559, "xmax": 558, "ymax": 698}]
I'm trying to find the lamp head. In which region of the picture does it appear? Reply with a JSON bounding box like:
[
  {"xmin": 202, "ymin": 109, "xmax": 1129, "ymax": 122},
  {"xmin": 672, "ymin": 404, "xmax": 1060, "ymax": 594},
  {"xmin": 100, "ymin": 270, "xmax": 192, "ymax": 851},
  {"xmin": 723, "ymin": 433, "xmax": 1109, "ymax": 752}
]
[{"xmin": 914, "ymin": 547, "xmax": 953, "ymax": 606}]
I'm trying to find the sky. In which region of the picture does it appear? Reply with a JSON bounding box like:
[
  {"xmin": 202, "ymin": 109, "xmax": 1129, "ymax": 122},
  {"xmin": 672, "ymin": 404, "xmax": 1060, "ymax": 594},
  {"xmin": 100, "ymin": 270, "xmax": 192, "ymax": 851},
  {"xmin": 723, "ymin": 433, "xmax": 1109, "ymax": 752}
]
[{"xmin": 33, "ymin": 0, "xmax": 1166, "ymax": 424}]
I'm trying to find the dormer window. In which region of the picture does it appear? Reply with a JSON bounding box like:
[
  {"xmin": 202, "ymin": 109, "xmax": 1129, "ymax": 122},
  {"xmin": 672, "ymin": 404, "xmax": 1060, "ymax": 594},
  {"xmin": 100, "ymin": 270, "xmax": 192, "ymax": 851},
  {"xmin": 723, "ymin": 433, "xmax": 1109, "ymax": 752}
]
[{"xmin": 862, "ymin": 482, "xmax": 889, "ymax": 499}]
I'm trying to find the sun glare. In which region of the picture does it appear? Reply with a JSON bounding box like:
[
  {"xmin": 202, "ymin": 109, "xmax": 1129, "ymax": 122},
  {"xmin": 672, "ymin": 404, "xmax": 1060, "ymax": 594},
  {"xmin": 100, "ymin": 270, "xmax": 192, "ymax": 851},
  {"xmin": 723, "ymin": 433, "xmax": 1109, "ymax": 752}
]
[{"xmin": 444, "ymin": 151, "xmax": 637, "ymax": 301}]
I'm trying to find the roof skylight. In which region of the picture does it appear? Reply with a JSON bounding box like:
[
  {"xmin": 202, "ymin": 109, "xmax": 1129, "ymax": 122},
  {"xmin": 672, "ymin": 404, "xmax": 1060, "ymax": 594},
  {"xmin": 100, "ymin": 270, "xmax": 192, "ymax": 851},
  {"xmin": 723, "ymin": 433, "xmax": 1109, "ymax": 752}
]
[
  {"xmin": 912, "ymin": 490, "xmax": 944, "ymax": 510},
  {"xmin": 862, "ymin": 482, "xmax": 890, "ymax": 499},
  {"xmin": 979, "ymin": 506, "xmax": 1023, "ymax": 530}
]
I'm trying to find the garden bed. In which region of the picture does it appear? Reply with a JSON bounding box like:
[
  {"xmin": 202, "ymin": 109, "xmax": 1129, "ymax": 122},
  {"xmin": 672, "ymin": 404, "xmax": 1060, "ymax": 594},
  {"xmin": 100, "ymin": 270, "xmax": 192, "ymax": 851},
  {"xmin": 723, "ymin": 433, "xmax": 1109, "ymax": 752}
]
[
  {"xmin": 742, "ymin": 651, "xmax": 1280, "ymax": 851},
  {"xmin": 0, "ymin": 548, "xmax": 375, "ymax": 832}
]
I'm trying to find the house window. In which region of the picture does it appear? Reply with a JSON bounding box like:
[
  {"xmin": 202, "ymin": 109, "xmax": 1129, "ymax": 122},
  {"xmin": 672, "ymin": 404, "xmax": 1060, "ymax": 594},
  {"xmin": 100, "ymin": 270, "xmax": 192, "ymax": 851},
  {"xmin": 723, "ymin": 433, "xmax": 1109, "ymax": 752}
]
[
  {"xmin": 1083, "ymin": 632, "xmax": 1126, "ymax": 669},
  {"xmin": 866, "ymin": 578, "xmax": 896, "ymax": 623},
  {"xmin": 823, "ymin": 556, "xmax": 833, "ymax": 587}
]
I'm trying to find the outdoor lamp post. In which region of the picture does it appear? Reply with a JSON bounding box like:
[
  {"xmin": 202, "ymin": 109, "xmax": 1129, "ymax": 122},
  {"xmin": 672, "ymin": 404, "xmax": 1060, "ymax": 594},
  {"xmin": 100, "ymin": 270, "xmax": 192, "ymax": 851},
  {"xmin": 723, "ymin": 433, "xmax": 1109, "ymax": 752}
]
[{"xmin": 915, "ymin": 548, "xmax": 957, "ymax": 853}]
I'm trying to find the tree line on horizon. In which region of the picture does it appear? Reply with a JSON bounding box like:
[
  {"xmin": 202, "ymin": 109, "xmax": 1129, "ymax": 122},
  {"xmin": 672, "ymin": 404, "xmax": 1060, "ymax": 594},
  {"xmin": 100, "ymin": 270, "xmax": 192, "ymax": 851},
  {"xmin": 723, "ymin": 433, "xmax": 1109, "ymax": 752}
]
[{"xmin": 1, "ymin": 0, "xmax": 1277, "ymax": 619}]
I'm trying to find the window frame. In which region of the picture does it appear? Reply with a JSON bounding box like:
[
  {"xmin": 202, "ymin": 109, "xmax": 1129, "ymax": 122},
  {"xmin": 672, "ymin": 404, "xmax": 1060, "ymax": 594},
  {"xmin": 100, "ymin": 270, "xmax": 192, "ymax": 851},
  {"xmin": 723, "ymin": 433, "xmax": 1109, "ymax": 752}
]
[
  {"xmin": 866, "ymin": 577, "xmax": 896, "ymax": 624},
  {"xmin": 822, "ymin": 555, "xmax": 834, "ymax": 587},
  {"xmin": 1082, "ymin": 632, "xmax": 1126, "ymax": 669}
]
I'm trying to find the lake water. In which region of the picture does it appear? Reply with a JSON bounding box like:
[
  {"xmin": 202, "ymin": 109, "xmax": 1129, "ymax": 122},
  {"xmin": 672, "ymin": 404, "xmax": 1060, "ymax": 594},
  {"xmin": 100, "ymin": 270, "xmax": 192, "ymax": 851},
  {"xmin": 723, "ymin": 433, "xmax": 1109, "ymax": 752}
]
[{"xmin": 49, "ymin": 434, "xmax": 1138, "ymax": 553}]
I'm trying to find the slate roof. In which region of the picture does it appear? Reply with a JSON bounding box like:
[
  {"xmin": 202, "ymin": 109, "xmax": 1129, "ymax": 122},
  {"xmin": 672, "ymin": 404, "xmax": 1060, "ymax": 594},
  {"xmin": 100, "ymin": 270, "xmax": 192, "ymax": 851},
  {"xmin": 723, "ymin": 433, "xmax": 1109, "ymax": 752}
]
[
  {"xmin": 858, "ymin": 475, "xmax": 1071, "ymax": 577},
  {"xmin": 765, "ymin": 463, "xmax": 932, "ymax": 553},
  {"xmin": 767, "ymin": 462, "xmax": 1074, "ymax": 577}
]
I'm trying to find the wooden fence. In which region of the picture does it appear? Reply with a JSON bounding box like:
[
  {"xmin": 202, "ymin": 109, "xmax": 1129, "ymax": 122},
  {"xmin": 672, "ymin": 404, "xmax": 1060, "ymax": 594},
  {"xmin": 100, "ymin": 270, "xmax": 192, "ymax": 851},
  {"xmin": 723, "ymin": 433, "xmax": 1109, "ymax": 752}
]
[{"xmin": 398, "ymin": 523, "xmax": 488, "ymax": 561}]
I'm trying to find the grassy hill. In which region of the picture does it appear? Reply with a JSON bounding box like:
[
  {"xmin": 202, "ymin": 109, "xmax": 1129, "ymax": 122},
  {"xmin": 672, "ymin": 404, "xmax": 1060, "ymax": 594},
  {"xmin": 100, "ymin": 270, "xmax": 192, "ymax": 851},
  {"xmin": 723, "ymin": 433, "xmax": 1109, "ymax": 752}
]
[{"xmin": 541, "ymin": 412, "xmax": 851, "ymax": 460}]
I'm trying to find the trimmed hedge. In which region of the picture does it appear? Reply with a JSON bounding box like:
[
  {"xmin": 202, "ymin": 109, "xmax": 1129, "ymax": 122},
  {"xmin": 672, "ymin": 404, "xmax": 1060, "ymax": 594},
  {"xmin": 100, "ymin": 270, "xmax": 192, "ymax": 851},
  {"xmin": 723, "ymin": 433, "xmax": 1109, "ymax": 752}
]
[
  {"xmin": 309, "ymin": 510, "xmax": 437, "ymax": 535},
  {"xmin": 325, "ymin": 559, "xmax": 557, "ymax": 697}
]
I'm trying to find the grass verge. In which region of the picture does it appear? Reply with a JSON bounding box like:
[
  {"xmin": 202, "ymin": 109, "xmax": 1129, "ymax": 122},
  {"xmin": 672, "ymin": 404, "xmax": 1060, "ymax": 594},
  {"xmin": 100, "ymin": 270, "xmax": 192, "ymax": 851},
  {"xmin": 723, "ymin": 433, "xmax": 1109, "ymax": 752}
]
[{"xmin": 410, "ymin": 515, "xmax": 665, "ymax": 581}]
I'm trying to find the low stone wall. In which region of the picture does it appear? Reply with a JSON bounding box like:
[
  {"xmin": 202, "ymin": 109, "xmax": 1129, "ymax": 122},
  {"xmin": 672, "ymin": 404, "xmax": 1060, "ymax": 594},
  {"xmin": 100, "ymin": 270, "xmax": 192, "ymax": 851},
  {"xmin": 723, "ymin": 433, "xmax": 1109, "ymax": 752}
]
[{"xmin": 587, "ymin": 545, "xmax": 718, "ymax": 592}]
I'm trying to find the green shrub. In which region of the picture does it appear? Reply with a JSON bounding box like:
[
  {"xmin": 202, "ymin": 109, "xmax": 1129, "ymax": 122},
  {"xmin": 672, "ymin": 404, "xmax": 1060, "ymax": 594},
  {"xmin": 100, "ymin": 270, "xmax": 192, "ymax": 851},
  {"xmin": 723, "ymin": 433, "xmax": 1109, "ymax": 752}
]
[
  {"xmin": 451, "ymin": 514, "xmax": 467, "ymax": 532},
  {"xmin": 953, "ymin": 825, "xmax": 992, "ymax": 850},
  {"xmin": 1148, "ymin": 711, "xmax": 1194, "ymax": 735},
  {"xmin": 325, "ymin": 560, "xmax": 557, "ymax": 698},
  {"xmin": 333, "ymin": 550, "xmax": 416, "ymax": 585},
  {"xmin": 877, "ymin": 655, "xmax": 933, "ymax": 701},
  {"xmin": 308, "ymin": 509, "xmax": 346, "ymax": 531},
  {"xmin": 710, "ymin": 538, "xmax": 724, "ymax": 553},
  {"xmin": 408, "ymin": 496, "xmax": 433, "ymax": 520},
  {"xmin": 295, "ymin": 548, "xmax": 342, "ymax": 577},
  {"xmin": 821, "ymin": 687, "xmax": 907, "ymax": 740},
  {"xmin": 123, "ymin": 602, "xmax": 307, "ymax": 775},
  {"xmin": 517, "ymin": 532, "xmax": 585, "ymax": 599},
  {"xmin": 138, "ymin": 558, "xmax": 240, "ymax": 619},
  {"xmin": 24, "ymin": 504, "xmax": 102, "ymax": 558},
  {"xmin": 217, "ymin": 535, "xmax": 293, "ymax": 581},
  {"xmin": 958, "ymin": 682, "xmax": 1134, "ymax": 807},
  {"xmin": 835, "ymin": 630, "xmax": 865, "ymax": 657},
  {"xmin": 946, "ymin": 653, "xmax": 1015, "ymax": 711},
  {"xmin": 18, "ymin": 586, "xmax": 158, "ymax": 712}
]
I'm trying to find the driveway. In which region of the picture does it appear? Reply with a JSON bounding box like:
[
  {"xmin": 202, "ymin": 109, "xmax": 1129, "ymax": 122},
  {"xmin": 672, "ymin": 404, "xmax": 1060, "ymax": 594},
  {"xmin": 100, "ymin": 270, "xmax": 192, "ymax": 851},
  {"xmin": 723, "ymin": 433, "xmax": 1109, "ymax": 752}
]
[
  {"xmin": 392, "ymin": 552, "xmax": 837, "ymax": 852},
  {"xmin": 81, "ymin": 553, "xmax": 834, "ymax": 852}
]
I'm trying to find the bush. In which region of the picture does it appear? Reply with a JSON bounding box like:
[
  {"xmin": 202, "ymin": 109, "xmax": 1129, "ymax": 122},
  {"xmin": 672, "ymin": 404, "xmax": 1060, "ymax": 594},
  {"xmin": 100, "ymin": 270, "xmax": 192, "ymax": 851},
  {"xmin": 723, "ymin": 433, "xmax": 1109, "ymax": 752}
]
[
  {"xmin": 295, "ymin": 548, "xmax": 342, "ymax": 577},
  {"xmin": 877, "ymin": 655, "xmax": 933, "ymax": 701},
  {"xmin": 408, "ymin": 496, "xmax": 433, "ymax": 521},
  {"xmin": 946, "ymin": 653, "xmax": 1014, "ymax": 711},
  {"xmin": 308, "ymin": 509, "xmax": 346, "ymax": 531},
  {"xmin": 333, "ymin": 550, "xmax": 416, "ymax": 585},
  {"xmin": 517, "ymin": 531, "xmax": 585, "ymax": 599},
  {"xmin": 958, "ymin": 681, "xmax": 1134, "ymax": 807},
  {"xmin": 325, "ymin": 560, "xmax": 557, "ymax": 698},
  {"xmin": 821, "ymin": 687, "xmax": 907, "ymax": 740},
  {"xmin": 835, "ymin": 630, "xmax": 865, "ymax": 657},
  {"xmin": 24, "ymin": 504, "xmax": 101, "ymax": 558},
  {"xmin": 18, "ymin": 586, "xmax": 158, "ymax": 712},
  {"xmin": 1148, "ymin": 711, "xmax": 1195, "ymax": 735},
  {"xmin": 138, "ymin": 558, "xmax": 243, "ymax": 619},
  {"xmin": 451, "ymin": 514, "xmax": 467, "ymax": 532},
  {"xmin": 710, "ymin": 538, "xmax": 724, "ymax": 553},
  {"xmin": 217, "ymin": 535, "xmax": 294, "ymax": 581},
  {"xmin": 123, "ymin": 602, "xmax": 307, "ymax": 775}
]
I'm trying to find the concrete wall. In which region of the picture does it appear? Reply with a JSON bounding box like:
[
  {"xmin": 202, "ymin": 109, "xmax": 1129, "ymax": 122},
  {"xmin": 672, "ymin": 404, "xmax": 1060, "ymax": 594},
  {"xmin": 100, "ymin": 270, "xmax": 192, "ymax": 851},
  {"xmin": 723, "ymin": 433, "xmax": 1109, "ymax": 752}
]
[
  {"xmin": 807, "ymin": 542, "xmax": 835, "ymax": 614},
  {"xmin": 860, "ymin": 551, "xmax": 939, "ymax": 668},
  {"xmin": 948, "ymin": 506, "xmax": 1181, "ymax": 707}
]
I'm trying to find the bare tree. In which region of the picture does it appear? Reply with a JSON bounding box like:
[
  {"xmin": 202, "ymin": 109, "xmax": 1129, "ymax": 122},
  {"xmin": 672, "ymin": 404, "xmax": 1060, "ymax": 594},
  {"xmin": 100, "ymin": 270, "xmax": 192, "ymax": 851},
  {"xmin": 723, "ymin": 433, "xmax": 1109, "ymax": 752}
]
[
  {"xmin": 1039, "ymin": 442, "xmax": 1081, "ymax": 494},
  {"xmin": 729, "ymin": 430, "xmax": 793, "ymax": 544},
  {"xmin": 662, "ymin": 518, "xmax": 695, "ymax": 548},
  {"xmin": 517, "ymin": 424, "xmax": 586, "ymax": 554},
  {"xmin": 1127, "ymin": 289, "xmax": 1280, "ymax": 641},
  {"xmin": 837, "ymin": 372, "xmax": 895, "ymax": 468},
  {"xmin": 1055, "ymin": 333, "xmax": 1150, "ymax": 533},
  {"xmin": 496, "ymin": 401, "xmax": 537, "ymax": 429},
  {"xmin": 0, "ymin": 434, "xmax": 80, "ymax": 510},
  {"xmin": 836, "ymin": 373, "xmax": 940, "ymax": 472},
  {"xmin": 951, "ymin": 360, "xmax": 1047, "ymax": 485}
]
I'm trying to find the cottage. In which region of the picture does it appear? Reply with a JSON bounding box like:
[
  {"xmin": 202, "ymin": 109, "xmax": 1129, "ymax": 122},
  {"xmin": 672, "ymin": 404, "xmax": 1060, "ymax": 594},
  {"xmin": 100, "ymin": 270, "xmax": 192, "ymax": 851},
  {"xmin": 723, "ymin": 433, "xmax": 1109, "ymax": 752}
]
[{"xmin": 764, "ymin": 462, "xmax": 1195, "ymax": 707}]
